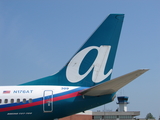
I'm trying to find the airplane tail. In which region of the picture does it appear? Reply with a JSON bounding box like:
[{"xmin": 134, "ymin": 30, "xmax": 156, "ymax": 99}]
[{"xmin": 21, "ymin": 14, "xmax": 124, "ymax": 87}]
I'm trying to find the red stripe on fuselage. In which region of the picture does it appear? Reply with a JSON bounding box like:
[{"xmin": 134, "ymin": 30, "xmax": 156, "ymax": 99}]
[{"xmin": 0, "ymin": 91, "xmax": 81, "ymax": 112}]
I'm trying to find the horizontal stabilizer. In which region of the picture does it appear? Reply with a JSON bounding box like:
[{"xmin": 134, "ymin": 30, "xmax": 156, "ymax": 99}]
[{"xmin": 80, "ymin": 69, "xmax": 149, "ymax": 96}]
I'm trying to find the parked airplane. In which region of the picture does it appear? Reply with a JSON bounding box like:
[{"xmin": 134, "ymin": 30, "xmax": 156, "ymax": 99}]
[{"xmin": 0, "ymin": 14, "xmax": 148, "ymax": 120}]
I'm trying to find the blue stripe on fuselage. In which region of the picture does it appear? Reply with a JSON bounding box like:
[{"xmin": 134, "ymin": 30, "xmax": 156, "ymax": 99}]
[{"xmin": 0, "ymin": 87, "xmax": 88, "ymax": 110}]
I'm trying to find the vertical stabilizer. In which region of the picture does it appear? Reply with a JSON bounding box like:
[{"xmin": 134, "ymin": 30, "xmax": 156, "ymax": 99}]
[{"xmin": 21, "ymin": 14, "xmax": 124, "ymax": 86}]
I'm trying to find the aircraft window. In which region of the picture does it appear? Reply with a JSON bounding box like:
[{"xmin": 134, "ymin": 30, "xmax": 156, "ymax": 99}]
[
  {"xmin": 4, "ymin": 99, "xmax": 8, "ymax": 103},
  {"xmin": 23, "ymin": 99, "xmax": 26, "ymax": 103},
  {"xmin": 17, "ymin": 99, "xmax": 20, "ymax": 103},
  {"xmin": 29, "ymin": 98, "xmax": 32, "ymax": 103},
  {"xmin": 0, "ymin": 99, "xmax": 1, "ymax": 103},
  {"xmin": 10, "ymin": 99, "xmax": 14, "ymax": 103}
]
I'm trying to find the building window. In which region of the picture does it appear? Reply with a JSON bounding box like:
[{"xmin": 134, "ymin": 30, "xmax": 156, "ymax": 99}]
[
  {"xmin": 119, "ymin": 115, "xmax": 132, "ymax": 119},
  {"xmin": 94, "ymin": 115, "xmax": 102, "ymax": 119},
  {"xmin": 104, "ymin": 115, "xmax": 117, "ymax": 119}
]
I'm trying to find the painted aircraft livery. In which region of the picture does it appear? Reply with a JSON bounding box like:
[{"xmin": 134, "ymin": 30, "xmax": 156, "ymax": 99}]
[{"xmin": 0, "ymin": 14, "xmax": 148, "ymax": 120}]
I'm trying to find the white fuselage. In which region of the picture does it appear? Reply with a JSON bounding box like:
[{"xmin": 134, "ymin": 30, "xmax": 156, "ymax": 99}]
[{"xmin": 0, "ymin": 86, "xmax": 79, "ymax": 105}]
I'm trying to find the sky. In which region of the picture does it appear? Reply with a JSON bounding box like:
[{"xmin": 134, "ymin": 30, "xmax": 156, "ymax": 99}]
[{"xmin": 0, "ymin": 0, "xmax": 160, "ymax": 119}]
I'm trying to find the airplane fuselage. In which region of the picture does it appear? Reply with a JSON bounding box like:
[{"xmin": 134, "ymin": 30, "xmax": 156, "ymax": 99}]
[{"xmin": 0, "ymin": 86, "xmax": 115, "ymax": 120}]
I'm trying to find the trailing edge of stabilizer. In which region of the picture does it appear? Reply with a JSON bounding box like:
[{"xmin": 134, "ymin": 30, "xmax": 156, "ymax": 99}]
[{"xmin": 80, "ymin": 69, "xmax": 149, "ymax": 96}]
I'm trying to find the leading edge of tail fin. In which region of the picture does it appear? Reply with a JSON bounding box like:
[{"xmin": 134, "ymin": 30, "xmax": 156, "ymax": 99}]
[{"xmin": 21, "ymin": 14, "xmax": 124, "ymax": 86}]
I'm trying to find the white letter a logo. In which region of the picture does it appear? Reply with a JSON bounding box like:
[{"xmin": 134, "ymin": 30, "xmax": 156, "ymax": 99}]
[{"xmin": 66, "ymin": 45, "xmax": 112, "ymax": 83}]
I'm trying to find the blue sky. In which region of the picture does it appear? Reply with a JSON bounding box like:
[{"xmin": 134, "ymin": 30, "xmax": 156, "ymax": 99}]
[{"xmin": 0, "ymin": 0, "xmax": 160, "ymax": 119}]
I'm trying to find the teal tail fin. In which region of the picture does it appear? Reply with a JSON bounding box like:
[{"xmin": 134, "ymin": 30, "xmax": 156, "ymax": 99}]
[{"xmin": 21, "ymin": 14, "xmax": 124, "ymax": 86}]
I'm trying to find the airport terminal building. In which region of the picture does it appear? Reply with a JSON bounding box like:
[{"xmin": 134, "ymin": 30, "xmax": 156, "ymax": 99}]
[
  {"xmin": 93, "ymin": 96, "xmax": 140, "ymax": 120},
  {"xmin": 92, "ymin": 111, "xmax": 140, "ymax": 120},
  {"xmin": 60, "ymin": 96, "xmax": 142, "ymax": 120}
]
